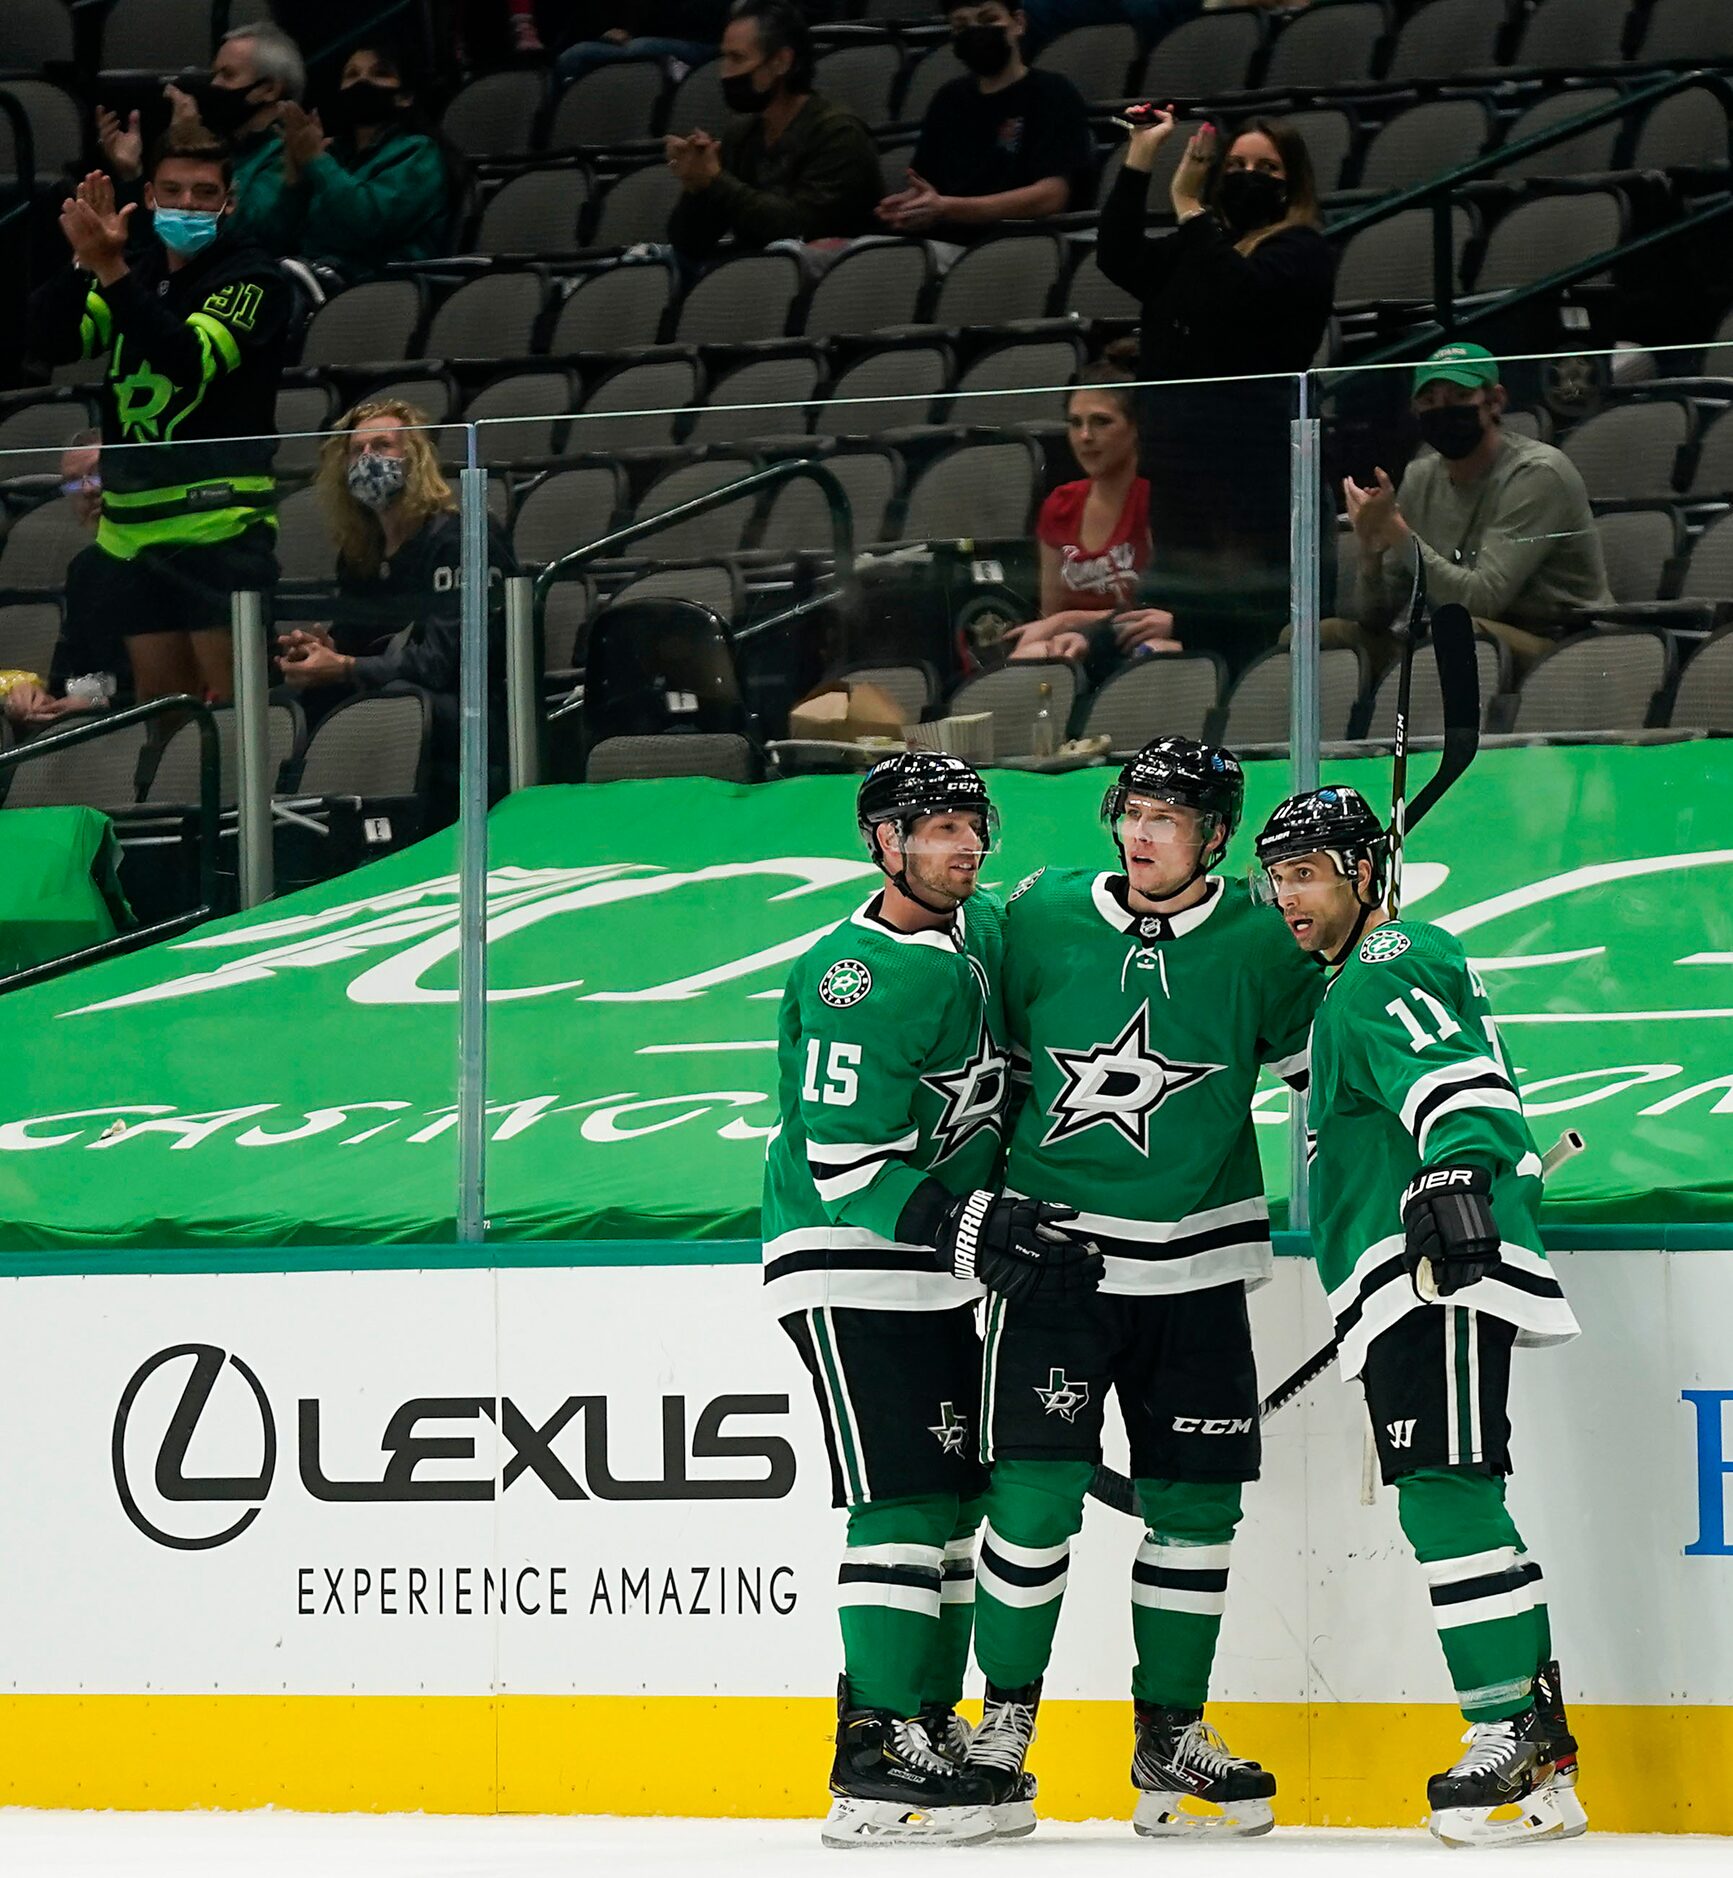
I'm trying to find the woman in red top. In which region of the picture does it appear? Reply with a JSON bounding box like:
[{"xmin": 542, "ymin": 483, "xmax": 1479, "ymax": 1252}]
[{"xmin": 1010, "ymin": 367, "xmax": 1178, "ymax": 665}]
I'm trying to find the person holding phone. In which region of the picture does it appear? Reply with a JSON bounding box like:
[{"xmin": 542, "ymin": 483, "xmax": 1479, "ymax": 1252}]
[{"xmin": 1097, "ymin": 109, "xmax": 1336, "ymax": 677}]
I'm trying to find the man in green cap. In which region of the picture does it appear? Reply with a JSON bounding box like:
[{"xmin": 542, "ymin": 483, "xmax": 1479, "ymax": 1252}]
[{"xmin": 1334, "ymin": 341, "xmax": 1612, "ymax": 676}]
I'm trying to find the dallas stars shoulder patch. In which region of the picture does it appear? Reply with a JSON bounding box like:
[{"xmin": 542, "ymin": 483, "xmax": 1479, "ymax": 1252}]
[
  {"xmin": 818, "ymin": 959, "xmax": 873, "ymax": 1008},
  {"xmin": 1359, "ymin": 929, "xmax": 1412, "ymax": 965},
  {"xmin": 1010, "ymin": 867, "xmax": 1045, "ymax": 902}
]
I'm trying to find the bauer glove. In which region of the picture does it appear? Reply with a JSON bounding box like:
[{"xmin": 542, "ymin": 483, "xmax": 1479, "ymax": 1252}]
[
  {"xmin": 930, "ymin": 1189, "xmax": 1104, "ymax": 1303},
  {"xmin": 1400, "ymin": 1165, "xmax": 1501, "ymax": 1300}
]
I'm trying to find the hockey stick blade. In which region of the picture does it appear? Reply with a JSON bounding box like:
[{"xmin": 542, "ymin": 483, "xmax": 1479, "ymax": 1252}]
[{"xmin": 1406, "ymin": 602, "xmax": 1480, "ymax": 831}]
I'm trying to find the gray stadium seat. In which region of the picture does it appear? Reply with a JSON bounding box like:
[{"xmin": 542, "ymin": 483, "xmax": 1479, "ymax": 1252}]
[
  {"xmin": 1363, "ymin": 634, "xmax": 1507, "ymax": 737},
  {"xmin": 933, "ymin": 234, "xmax": 1063, "ymax": 328},
  {"xmin": 427, "ymin": 273, "xmax": 546, "ymax": 360},
  {"xmin": 1142, "ymin": 11, "xmax": 1263, "ymax": 96},
  {"xmin": 1561, "ymin": 401, "xmax": 1691, "ymax": 502},
  {"xmin": 1221, "ymin": 645, "xmax": 1363, "ymax": 744},
  {"xmin": 828, "ymin": 662, "xmax": 937, "ymax": 725},
  {"xmin": 1688, "ymin": 409, "xmax": 1733, "ymax": 501},
  {"xmin": 1701, "ymin": 305, "xmax": 1733, "ymax": 380},
  {"xmin": 1508, "ymin": 0, "xmax": 1633, "ymax": 70},
  {"xmin": 948, "ymin": 661, "xmax": 1079, "ymax": 761},
  {"xmin": 464, "ymin": 370, "xmax": 578, "ymax": 463},
  {"xmin": 815, "ymin": 45, "xmax": 903, "ymax": 127},
  {"xmin": 1358, "ymin": 100, "xmax": 1495, "ymax": 196},
  {"xmin": 1496, "ymin": 89, "xmax": 1622, "ymax": 181},
  {"xmin": 0, "ymin": 80, "xmax": 84, "ymax": 188},
  {"xmin": 145, "ymin": 704, "xmax": 298, "ymax": 807},
  {"xmin": 0, "ymin": 393, "xmax": 98, "ymax": 480},
  {"xmin": 295, "ymin": 692, "xmax": 429, "ymax": 799},
  {"xmin": 631, "ymin": 457, "xmax": 762, "ymax": 557},
  {"xmin": 0, "ymin": 498, "xmax": 91, "ymax": 588},
  {"xmin": 690, "ymin": 355, "xmax": 822, "ymax": 445},
  {"xmin": 571, "ymin": 359, "xmax": 700, "ymax": 451},
  {"xmin": 272, "ymin": 384, "xmax": 336, "ymax": 478},
  {"xmin": 272, "ymin": 486, "xmax": 336, "ymax": 583},
  {"xmin": 1283, "ymin": 108, "xmax": 1356, "ymax": 197},
  {"xmin": 948, "ymin": 339, "xmax": 1085, "ymax": 429},
  {"xmin": 902, "ymin": 439, "xmax": 1040, "ymax": 541},
  {"xmin": 1639, "ymin": 0, "xmax": 1733, "ymax": 64},
  {"xmin": 363, "ymin": 374, "xmax": 457, "ymax": 428},
  {"xmin": 613, "ymin": 562, "xmax": 741, "ymax": 619},
  {"xmin": 1472, "ymin": 191, "xmax": 1624, "ymax": 297},
  {"xmin": 759, "ymin": 449, "xmax": 900, "ymax": 551},
  {"xmin": 590, "ymin": 163, "xmax": 682, "ymax": 248},
  {"xmin": 818, "ymin": 346, "xmax": 950, "ymax": 436},
  {"xmin": 512, "ymin": 465, "xmax": 625, "ymax": 566},
  {"xmin": 550, "ymin": 60, "xmax": 665, "ymax": 148},
  {"xmin": 1386, "ymin": 0, "xmax": 1507, "ymax": 83},
  {"xmin": 675, "ymin": 252, "xmax": 803, "ymax": 346},
  {"xmin": 441, "ymin": 71, "xmax": 548, "ymax": 158},
  {"xmin": 1681, "ymin": 512, "xmax": 1733, "ymax": 601},
  {"xmin": 1036, "ymin": 24, "xmax": 1142, "ymax": 99},
  {"xmin": 1596, "ymin": 508, "xmax": 1681, "ymax": 603},
  {"xmin": 100, "ymin": 0, "xmax": 212, "ymax": 73},
  {"xmin": 1262, "ymin": 1, "xmax": 1385, "ymax": 91},
  {"xmin": 299, "ymin": 281, "xmax": 422, "ymax": 370},
  {"xmin": 899, "ymin": 44, "xmax": 967, "ymax": 123},
  {"xmin": 478, "ymin": 167, "xmax": 591, "ymax": 252},
  {"xmin": 1335, "ymin": 207, "xmax": 1473, "ymax": 304},
  {"xmin": 542, "ymin": 575, "xmax": 594, "ymax": 675},
  {"xmin": 1668, "ymin": 627, "xmax": 1733, "ymax": 731},
  {"xmin": 1095, "ymin": 135, "xmax": 1193, "ymax": 215},
  {"xmin": 1632, "ymin": 87, "xmax": 1733, "ymax": 174},
  {"xmin": 1081, "ymin": 654, "xmax": 1225, "ymax": 751},
  {"xmin": 548, "ymin": 261, "xmax": 673, "ymax": 354},
  {"xmin": 0, "ymin": 602, "xmax": 61, "ymax": 678},
  {"xmin": 1066, "ymin": 251, "xmax": 1139, "ymax": 321},
  {"xmin": 804, "ymin": 242, "xmax": 931, "ymax": 340},
  {"xmin": 1511, "ymin": 630, "xmax": 1667, "ymax": 732},
  {"xmin": 1, "ymin": 722, "xmax": 147, "ymax": 810},
  {"xmin": 587, "ymin": 732, "xmax": 758, "ymax": 783},
  {"xmin": 7, "ymin": 0, "xmax": 75, "ymax": 67},
  {"xmin": 878, "ymin": 138, "xmax": 918, "ymax": 198},
  {"xmin": 664, "ymin": 60, "xmax": 729, "ymax": 138}
]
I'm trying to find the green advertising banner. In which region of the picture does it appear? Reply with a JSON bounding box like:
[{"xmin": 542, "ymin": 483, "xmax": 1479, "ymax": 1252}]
[{"xmin": 2, "ymin": 743, "xmax": 1731, "ymax": 1257}]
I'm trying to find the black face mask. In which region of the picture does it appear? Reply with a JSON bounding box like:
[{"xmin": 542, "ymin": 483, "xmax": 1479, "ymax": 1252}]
[
  {"xmin": 1417, "ymin": 403, "xmax": 1488, "ymax": 461},
  {"xmin": 953, "ymin": 24, "xmax": 1014, "ymax": 78},
  {"xmin": 195, "ymin": 78, "xmax": 264, "ymax": 137},
  {"xmin": 1217, "ymin": 168, "xmax": 1287, "ymax": 232},
  {"xmin": 721, "ymin": 66, "xmax": 775, "ymax": 114},
  {"xmin": 333, "ymin": 80, "xmax": 402, "ymax": 129}
]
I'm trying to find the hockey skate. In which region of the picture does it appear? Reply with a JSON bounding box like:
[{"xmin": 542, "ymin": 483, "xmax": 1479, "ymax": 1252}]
[
  {"xmin": 823, "ymin": 1679, "xmax": 997, "ymax": 1848},
  {"xmin": 1130, "ymin": 1704, "xmax": 1276, "ymax": 1837},
  {"xmin": 917, "ymin": 1701, "xmax": 971, "ymax": 1765},
  {"xmin": 1427, "ymin": 1706, "xmax": 1568, "ymax": 1849},
  {"xmin": 962, "ymin": 1679, "xmax": 1041, "ymax": 1839},
  {"xmin": 1533, "ymin": 1659, "xmax": 1589, "ymax": 1840}
]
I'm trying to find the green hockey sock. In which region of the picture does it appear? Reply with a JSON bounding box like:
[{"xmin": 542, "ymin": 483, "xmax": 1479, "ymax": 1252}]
[
  {"xmin": 972, "ymin": 1459, "xmax": 1093, "ymax": 1691},
  {"xmin": 1130, "ymin": 1477, "xmax": 1243, "ymax": 1708},
  {"xmin": 1397, "ymin": 1469, "xmax": 1539, "ymax": 1723},
  {"xmin": 838, "ymin": 1494, "xmax": 958, "ymax": 1717},
  {"xmin": 922, "ymin": 1493, "xmax": 986, "ymax": 1710},
  {"xmin": 1521, "ymin": 1548, "xmax": 1553, "ymax": 1666}
]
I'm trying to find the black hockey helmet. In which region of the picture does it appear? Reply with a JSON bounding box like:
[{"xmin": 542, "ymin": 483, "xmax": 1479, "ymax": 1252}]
[
  {"xmin": 1253, "ymin": 786, "xmax": 1389, "ymax": 903},
  {"xmin": 1100, "ymin": 736, "xmax": 1244, "ymax": 866},
  {"xmin": 857, "ymin": 751, "xmax": 998, "ymax": 867}
]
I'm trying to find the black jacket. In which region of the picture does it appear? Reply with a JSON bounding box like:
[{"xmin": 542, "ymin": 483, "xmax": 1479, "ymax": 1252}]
[{"xmin": 1096, "ymin": 167, "xmax": 1336, "ymax": 384}]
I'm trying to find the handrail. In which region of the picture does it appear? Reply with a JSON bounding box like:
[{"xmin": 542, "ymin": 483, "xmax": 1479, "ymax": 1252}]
[
  {"xmin": 534, "ymin": 457, "xmax": 854, "ymax": 600},
  {"xmin": 0, "ymin": 695, "xmax": 221, "ymax": 993}
]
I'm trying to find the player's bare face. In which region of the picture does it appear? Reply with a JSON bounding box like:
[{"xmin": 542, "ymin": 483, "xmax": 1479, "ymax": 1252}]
[
  {"xmin": 1118, "ymin": 795, "xmax": 1215, "ymax": 903},
  {"xmin": 894, "ymin": 811, "xmax": 987, "ymax": 907},
  {"xmin": 1267, "ymin": 852, "xmax": 1361, "ymax": 955}
]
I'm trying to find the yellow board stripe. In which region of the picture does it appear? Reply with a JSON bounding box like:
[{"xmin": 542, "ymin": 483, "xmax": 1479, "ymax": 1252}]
[{"xmin": 1, "ymin": 1696, "xmax": 1730, "ymax": 1832}]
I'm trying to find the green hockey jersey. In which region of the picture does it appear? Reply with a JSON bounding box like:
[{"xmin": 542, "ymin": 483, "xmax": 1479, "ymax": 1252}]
[
  {"xmin": 1308, "ymin": 918, "xmax": 1580, "ymax": 1378},
  {"xmin": 1003, "ymin": 868, "xmax": 1324, "ymax": 1295},
  {"xmin": 761, "ymin": 891, "xmax": 1011, "ymax": 1316}
]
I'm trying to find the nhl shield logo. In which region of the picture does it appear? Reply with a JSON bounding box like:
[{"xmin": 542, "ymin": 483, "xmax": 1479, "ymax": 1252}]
[
  {"xmin": 1359, "ymin": 929, "xmax": 1412, "ymax": 965},
  {"xmin": 1034, "ymin": 1367, "xmax": 1090, "ymax": 1423},
  {"xmin": 818, "ymin": 959, "xmax": 873, "ymax": 1007}
]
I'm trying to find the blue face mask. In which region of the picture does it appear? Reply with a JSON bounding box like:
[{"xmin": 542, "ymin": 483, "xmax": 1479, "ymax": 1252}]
[{"xmin": 153, "ymin": 206, "xmax": 223, "ymax": 257}]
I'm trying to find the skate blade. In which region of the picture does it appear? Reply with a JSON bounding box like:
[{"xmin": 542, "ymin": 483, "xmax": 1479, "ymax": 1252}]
[
  {"xmin": 990, "ymin": 1798, "xmax": 1038, "ymax": 1838},
  {"xmin": 1132, "ymin": 1793, "xmax": 1275, "ymax": 1839},
  {"xmin": 821, "ymin": 1797, "xmax": 997, "ymax": 1849},
  {"xmin": 1539, "ymin": 1772, "xmax": 1589, "ymax": 1840},
  {"xmin": 1429, "ymin": 1789, "xmax": 1568, "ymax": 1850}
]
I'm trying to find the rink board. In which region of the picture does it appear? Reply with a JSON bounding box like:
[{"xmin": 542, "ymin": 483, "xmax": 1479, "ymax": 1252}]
[{"xmin": 3, "ymin": 1248, "xmax": 1732, "ymax": 1830}]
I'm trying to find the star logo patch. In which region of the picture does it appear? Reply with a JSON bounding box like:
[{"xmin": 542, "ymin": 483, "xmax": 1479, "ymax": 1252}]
[
  {"xmin": 929, "ymin": 1402, "xmax": 969, "ymax": 1455},
  {"xmin": 1359, "ymin": 928, "xmax": 1412, "ymax": 965},
  {"xmin": 922, "ymin": 1017, "xmax": 1009, "ymax": 1164},
  {"xmin": 1034, "ymin": 1367, "xmax": 1090, "ymax": 1423},
  {"xmin": 1041, "ymin": 1002, "xmax": 1224, "ymax": 1156},
  {"xmin": 818, "ymin": 959, "xmax": 872, "ymax": 1008}
]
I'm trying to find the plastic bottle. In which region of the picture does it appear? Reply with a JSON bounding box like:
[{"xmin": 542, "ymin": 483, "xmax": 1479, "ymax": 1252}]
[{"xmin": 1031, "ymin": 680, "xmax": 1057, "ymax": 759}]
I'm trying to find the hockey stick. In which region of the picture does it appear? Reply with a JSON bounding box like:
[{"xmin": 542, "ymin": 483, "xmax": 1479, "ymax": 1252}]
[{"xmin": 1085, "ymin": 1131, "xmax": 1585, "ymax": 1518}]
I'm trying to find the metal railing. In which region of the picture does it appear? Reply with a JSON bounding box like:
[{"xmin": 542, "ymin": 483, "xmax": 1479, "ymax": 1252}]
[{"xmin": 0, "ymin": 695, "xmax": 220, "ymax": 993}]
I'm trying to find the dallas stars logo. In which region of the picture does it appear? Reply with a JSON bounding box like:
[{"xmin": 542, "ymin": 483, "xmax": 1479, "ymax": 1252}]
[
  {"xmin": 113, "ymin": 363, "xmax": 175, "ymax": 441},
  {"xmin": 1359, "ymin": 928, "xmax": 1412, "ymax": 965},
  {"xmin": 928, "ymin": 1402, "xmax": 969, "ymax": 1455},
  {"xmin": 818, "ymin": 958, "xmax": 872, "ymax": 1008},
  {"xmin": 1041, "ymin": 1002, "xmax": 1224, "ymax": 1156},
  {"xmin": 922, "ymin": 1018, "xmax": 1009, "ymax": 1163},
  {"xmin": 1034, "ymin": 1368, "xmax": 1090, "ymax": 1423}
]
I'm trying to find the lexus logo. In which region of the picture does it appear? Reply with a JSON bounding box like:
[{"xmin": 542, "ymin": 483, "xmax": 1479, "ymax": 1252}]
[{"xmin": 112, "ymin": 1344, "xmax": 276, "ymax": 1551}]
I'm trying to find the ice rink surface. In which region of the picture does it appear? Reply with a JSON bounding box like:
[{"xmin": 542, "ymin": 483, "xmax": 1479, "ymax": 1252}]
[{"xmin": 0, "ymin": 1813, "xmax": 1726, "ymax": 1877}]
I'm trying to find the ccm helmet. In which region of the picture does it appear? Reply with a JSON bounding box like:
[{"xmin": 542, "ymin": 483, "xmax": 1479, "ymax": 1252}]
[{"xmin": 1100, "ymin": 736, "xmax": 1244, "ymax": 882}]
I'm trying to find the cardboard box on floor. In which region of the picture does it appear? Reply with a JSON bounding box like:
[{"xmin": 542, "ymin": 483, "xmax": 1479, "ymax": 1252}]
[{"xmin": 788, "ymin": 679, "xmax": 908, "ymax": 745}]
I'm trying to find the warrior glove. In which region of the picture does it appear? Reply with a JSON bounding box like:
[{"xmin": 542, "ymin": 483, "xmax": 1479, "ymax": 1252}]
[
  {"xmin": 908, "ymin": 1187, "xmax": 1103, "ymax": 1303},
  {"xmin": 1400, "ymin": 1165, "xmax": 1501, "ymax": 1300}
]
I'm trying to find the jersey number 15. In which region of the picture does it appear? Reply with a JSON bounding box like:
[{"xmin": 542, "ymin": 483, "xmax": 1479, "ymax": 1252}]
[{"xmin": 803, "ymin": 1039, "xmax": 860, "ymax": 1106}]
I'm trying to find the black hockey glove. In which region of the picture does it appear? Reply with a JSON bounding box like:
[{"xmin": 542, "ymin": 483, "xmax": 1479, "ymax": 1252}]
[
  {"xmin": 929, "ymin": 1190, "xmax": 1104, "ymax": 1304},
  {"xmin": 1400, "ymin": 1165, "xmax": 1501, "ymax": 1300}
]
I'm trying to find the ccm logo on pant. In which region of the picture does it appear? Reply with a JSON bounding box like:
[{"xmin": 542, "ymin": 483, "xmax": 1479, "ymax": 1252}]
[{"xmin": 1170, "ymin": 1416, "xmax": 1253, "ymax": 1435}]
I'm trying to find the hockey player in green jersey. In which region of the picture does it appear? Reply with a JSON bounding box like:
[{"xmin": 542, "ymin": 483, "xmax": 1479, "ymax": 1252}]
[
  {"xmin": 1254, "ymin": 784, "xmax": 1584, "ymax": 1849},
  {"xmin": 763, "ymin": 752, "xmax": 1102, "ymax": 1849},
  {"xmin": 962, "ymin": 738, "xmax": 1325, "ymax": 1838}
]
